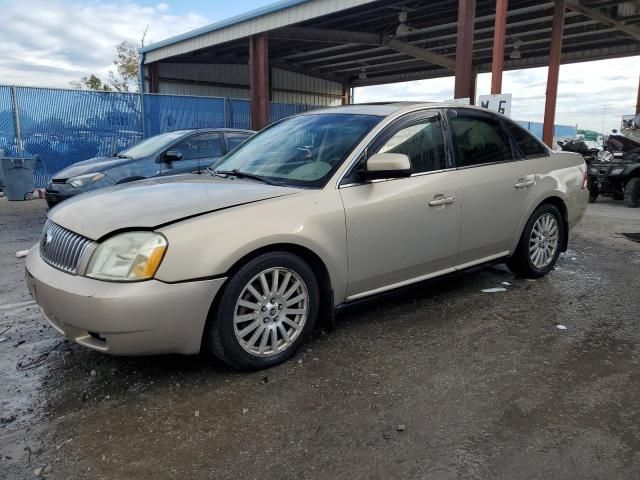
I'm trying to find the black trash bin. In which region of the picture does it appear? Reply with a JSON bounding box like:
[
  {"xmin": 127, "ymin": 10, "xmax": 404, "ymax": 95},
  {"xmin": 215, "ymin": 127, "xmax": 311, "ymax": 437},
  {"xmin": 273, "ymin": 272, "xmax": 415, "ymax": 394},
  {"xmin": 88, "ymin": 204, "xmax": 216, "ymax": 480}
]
[{"xmin": 0, "ymin": 156, "xmax": 37, "ymax": 201}]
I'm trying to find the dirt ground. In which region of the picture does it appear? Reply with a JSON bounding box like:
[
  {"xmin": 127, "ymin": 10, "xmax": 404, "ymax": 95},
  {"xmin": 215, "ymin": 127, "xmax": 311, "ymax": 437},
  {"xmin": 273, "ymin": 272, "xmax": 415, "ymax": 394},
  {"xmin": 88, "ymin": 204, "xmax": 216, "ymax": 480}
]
[{"xmin": 1, "ymin": 196, "xmax": 640, "ymax": 480}]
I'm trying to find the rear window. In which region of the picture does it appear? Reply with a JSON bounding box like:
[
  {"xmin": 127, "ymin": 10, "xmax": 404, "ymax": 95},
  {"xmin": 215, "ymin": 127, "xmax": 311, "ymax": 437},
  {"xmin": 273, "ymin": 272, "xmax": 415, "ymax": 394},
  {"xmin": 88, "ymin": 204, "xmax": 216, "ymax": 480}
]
[{"xmin": 504, "ymin": 122, "xmax": 549, "ymax": 159}]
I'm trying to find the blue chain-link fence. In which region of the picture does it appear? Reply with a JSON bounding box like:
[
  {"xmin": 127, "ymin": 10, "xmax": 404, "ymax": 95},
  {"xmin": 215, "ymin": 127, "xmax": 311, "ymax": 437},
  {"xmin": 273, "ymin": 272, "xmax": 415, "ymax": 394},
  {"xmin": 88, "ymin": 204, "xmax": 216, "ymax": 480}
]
[
  {"xmin": 1, "ymin": 85, "xmax": 577, "ymax": 188},
  {"xmin": 517, "ymin": 120, "xmax": 576, "ymax": 140},
  {"xmin": 0, "ymin": 86, "xmax": 319, "ymax": 187}
]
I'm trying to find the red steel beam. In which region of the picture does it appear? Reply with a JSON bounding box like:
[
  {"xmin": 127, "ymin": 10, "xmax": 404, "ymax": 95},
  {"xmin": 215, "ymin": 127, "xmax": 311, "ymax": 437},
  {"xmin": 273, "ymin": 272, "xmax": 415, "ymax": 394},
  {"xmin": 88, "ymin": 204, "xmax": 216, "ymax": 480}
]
[
  {"xmin": 454, "ymin": 0, "xmax": 477, "ymax": 101},
  {"xmin": 542, "ymin": 0, "xmax": 566, "ymax": 147},
  {"xmin": 250, "ymin": 33, "xmax": 270, "ymax": 130},
  {"xmin": 491, "ymin": 0, "xmax": 509, "ymax": 94},
  {"xmin": 149, "ymin": 62, "xmax": 160, "ymax": 93},
  {"xmin": 636, "ymin": 74, "xmax": 640, "ymax": 115}
]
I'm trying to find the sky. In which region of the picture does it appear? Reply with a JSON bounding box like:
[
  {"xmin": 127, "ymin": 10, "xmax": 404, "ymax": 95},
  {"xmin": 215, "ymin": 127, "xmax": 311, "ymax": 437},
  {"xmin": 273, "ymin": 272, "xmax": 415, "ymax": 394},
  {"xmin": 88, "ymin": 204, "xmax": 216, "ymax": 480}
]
[{"xmin": 0, "ymin": 0, "xmax": 637, "ymax": 133}]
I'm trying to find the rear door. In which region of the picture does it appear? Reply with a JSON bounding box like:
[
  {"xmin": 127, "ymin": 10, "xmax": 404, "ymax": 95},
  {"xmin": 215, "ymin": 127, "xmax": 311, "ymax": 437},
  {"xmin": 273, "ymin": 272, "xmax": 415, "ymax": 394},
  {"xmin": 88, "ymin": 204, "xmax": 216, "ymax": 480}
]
[
  {"xmin": 340, "ymin": 111, "xmax": 462, "ymax": 299},
  {"xmin": 448, "ymin": 109, "xmax": 539, "ymax": 266},
  {"xmin": 223, "ymin": 131, "xmax": 253, "ymax": 154}
]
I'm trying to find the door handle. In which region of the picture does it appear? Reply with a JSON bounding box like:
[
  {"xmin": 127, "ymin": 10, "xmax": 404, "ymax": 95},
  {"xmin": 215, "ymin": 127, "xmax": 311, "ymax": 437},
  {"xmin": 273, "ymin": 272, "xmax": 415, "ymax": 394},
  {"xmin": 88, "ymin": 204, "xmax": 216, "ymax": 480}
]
[
  {"xmin": 514, "ymin": 179, "xmax": 535, "ymax": 189},
  {"xmin": 429, "ymin": 196, "xmax": 455, "ymax": 207}
]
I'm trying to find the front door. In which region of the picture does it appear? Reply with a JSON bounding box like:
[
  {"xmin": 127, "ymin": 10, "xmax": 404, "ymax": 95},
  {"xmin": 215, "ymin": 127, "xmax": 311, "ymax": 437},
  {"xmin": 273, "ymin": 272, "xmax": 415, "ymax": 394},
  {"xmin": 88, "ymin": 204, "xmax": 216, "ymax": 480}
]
[
  {"xmin": 339, "ymin": 111, "xmax": 462, "ymax": 299},
  {"xmin": 161, "ymin": 132, "xmax": 223, "ymax": 175}
]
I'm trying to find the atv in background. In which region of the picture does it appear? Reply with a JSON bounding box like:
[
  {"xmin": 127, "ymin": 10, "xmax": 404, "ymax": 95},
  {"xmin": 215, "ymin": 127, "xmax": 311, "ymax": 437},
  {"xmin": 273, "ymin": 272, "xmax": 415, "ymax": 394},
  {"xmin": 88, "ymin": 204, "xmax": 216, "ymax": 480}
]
[
  {"xmin": 587, "ymin": 135, "xmax": 640, "ymax": 207},
  {"xmin": 560, "ymin": 138, "xmax": 601, "ymax": 164}
]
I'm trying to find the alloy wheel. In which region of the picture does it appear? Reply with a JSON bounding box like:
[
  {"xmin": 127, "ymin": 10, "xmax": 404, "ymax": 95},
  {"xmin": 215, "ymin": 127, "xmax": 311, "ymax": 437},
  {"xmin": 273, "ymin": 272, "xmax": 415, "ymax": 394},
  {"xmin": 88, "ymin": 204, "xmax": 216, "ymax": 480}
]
[
  {"xmin": 233, "ymin": 267, "xmax": 309, "ymax": 357},
  {"xmin": 529, "ymin": 213, "xmax": 559, "ymax": 269}
]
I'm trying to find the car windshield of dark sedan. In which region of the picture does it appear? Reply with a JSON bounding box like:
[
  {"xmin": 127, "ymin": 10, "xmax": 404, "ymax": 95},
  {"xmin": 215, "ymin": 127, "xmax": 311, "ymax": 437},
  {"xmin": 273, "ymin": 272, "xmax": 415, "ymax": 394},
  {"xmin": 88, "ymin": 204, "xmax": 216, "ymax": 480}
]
[
  {"xmin": 119, "ymin": 130, "xmax": 190, "ymax": 159},
  {"xmin": 213, "ymin": 114, "xmax": 382, "ymax": 187}
]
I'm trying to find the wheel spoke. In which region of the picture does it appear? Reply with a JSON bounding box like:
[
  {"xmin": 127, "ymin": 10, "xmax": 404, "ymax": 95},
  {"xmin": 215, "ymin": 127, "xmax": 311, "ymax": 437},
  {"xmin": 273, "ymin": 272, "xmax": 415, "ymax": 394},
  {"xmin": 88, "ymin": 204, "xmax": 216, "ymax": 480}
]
[
  {"xmin": 277, "ymin": 323, "xmax": 290, "ymax": 343},
  {"xmin": 235, "ymin": 312, "xmax": 257, "ymax": 324},
  {"xmin": 271, "ymin": 269, "xmax": 279, "ymax": 295},
  {"xmin": 238, "ymin": 299, "xmax": 260, "ymax": 310},
  {"xmin": 247, "ymin": 325, "xmax": 265, "ymax": 347},
  {"xmin": 283, "ymin": 280, "xmax": 301, "ymax": 300},
  {"xmin": 277, "ymin": 272, "xmax": 292, "ymax": 296},
  {"xmin": 282, "ymin": 317, "xmax": 301, "ymax": 330},
  {"xmin": 270, "ymin": 327, "xmax": 278, "ymax": 353},
  {"xmin": 259, "ymin": 273, "xmax": 270, "ymax": 296},
  {"xmin": 284, "ymin": 308, "xmax": 305, "ymax": 315},
  {"xmin": 258, "ymin": 327, "xmax": 270, "ymax": 354},
  {"xmin": 237, "ymin": 319, "xmax": 261, "ymax": 337},
  {"xmin": 286, "ymin": 294, "xmax": 305, "ymax": 306},
  {"xmin": 247, "ymin": 284, "xmax": 263, "ymax": 301}
]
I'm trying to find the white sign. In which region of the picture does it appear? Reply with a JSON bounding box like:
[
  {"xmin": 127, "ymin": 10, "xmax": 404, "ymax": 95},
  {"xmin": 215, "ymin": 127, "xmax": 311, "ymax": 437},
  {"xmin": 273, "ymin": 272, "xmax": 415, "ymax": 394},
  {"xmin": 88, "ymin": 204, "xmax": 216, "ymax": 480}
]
[{"xmin": 478, "ymin": 93, "xmax": 512, "ymax": 117}]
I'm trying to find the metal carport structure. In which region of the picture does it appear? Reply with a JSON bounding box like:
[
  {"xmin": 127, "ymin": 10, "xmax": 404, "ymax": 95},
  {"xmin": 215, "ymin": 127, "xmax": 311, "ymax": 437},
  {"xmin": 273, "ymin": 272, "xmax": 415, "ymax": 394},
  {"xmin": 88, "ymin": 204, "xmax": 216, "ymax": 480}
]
[{"xmin": 139, "ymin": 0, "xmax": 640, "ymax": 145}]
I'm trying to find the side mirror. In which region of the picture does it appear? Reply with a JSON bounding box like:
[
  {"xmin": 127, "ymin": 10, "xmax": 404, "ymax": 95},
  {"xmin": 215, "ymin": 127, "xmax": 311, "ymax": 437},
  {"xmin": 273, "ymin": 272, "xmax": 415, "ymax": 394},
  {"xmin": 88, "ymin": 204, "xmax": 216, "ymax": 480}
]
[
  {"xmin": 362, "ymin": 153, "xmax": 412, "ymax": 180},
  {"xmin": 163, "ymin": 150, "xmax": 182, "ymax": 162}
]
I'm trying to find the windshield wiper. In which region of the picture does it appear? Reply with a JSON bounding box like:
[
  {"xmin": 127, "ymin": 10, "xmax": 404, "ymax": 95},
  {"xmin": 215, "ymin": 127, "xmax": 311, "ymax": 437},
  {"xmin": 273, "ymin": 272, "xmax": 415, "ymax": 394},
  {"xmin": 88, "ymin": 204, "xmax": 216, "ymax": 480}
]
[
  {"xmin": 213, "ymin": 169, "xmax": 280, "ymax": 186},
  {"xmin": 116, "ymin": 154, "xmax": 133, "ymax": 159}
]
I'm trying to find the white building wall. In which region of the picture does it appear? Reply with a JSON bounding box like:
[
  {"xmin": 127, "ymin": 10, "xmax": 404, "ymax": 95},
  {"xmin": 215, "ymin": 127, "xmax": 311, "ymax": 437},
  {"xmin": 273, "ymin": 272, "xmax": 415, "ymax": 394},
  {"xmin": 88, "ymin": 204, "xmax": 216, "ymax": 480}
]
[{"xmin": 155, "ymin": 63, "xmax": 342, "ymax": 106}]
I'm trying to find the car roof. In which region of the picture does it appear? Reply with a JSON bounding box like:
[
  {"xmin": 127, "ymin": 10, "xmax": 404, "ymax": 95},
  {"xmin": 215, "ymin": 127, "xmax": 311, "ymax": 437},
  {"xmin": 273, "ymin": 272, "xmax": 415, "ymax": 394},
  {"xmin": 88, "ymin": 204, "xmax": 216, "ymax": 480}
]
[
  {"xmin": 299, "ymin": 102, "xmax": 506, "ymax": 118},
  {"xmin": 168, "ymin": 128, "xmax": 255, "ymax": 135}
]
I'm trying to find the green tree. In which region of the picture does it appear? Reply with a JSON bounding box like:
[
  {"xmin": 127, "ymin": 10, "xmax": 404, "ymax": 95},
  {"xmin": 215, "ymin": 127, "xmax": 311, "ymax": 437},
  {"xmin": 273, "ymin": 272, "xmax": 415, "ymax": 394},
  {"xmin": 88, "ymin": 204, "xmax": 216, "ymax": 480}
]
[{"xmin": 72, "ymin": 41, "xmax": 140, "ymax": 92}]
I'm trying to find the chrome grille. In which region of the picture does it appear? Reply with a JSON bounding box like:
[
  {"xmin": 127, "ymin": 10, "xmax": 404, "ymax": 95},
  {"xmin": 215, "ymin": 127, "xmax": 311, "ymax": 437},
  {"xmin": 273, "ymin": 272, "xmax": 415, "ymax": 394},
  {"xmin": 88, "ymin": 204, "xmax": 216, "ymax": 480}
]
[{"xmin": 39, "ymin": 220, "xmax": 94, "ymax": 274}]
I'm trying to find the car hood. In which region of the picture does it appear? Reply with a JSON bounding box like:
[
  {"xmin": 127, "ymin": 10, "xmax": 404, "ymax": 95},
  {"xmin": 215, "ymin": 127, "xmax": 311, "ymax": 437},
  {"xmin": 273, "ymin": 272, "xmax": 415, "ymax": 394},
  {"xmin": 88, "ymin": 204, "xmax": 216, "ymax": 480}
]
[
  {"xmin": 48, "ymin": 175, "xmax": 301, "ymax": 240},
  {"xmin": 52, "ymin": 156, "xmax": 134, "ymax": 180}
]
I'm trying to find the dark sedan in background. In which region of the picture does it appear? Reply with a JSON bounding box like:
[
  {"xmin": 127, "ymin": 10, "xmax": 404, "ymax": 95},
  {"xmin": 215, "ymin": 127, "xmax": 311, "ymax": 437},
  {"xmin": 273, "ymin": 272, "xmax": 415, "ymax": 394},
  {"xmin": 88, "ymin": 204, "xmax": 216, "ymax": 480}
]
[{"xmin": 45, "ymin": 128, "xmax": 254, "ymax": 207}]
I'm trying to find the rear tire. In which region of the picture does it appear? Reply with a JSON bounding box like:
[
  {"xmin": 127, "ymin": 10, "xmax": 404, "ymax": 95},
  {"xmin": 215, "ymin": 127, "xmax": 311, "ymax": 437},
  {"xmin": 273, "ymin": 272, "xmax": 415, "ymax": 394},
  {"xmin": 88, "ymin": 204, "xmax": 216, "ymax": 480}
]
[
  {"xmin": 206, "ymin": 251, "xmax": 319, "ymax": 370},
  {"xmin": 588, "ymin": 191, "xmax": 598, "ymax": 203},
  {"xmin": 623, "ymin": 177, "xmax": 640, "ymax": 208},
  {"xmin": 507, "ymin": 203, "xmax": 564, "ymax": 279}
]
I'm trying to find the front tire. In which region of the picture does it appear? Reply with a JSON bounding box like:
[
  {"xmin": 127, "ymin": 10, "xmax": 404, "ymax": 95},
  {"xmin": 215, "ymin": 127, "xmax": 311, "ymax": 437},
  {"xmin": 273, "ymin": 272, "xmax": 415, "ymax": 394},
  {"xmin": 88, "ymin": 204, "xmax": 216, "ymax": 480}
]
[
  {"xmin": 507, "ymin": 204, "xmax": 564, "ymax": 278},
  {"xmin": 623, "ymin": 177, "xmax": 640, "ymax": 208},
  {"xmin": 207, "ymin": 252, "xmax": 319, "ymax": 370}
]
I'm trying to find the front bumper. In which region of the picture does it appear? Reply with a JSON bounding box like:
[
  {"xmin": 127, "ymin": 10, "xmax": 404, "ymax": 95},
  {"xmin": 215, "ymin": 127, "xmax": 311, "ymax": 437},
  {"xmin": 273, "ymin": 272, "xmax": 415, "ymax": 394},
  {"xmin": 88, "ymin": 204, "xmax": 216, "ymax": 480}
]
[
  {"xmin": 44, "ymin": 189, "xmax": 75, "ymax": 207},
  {"xmin": 25, "ymin": 244, "xmax": 226, "ymax": 355}
]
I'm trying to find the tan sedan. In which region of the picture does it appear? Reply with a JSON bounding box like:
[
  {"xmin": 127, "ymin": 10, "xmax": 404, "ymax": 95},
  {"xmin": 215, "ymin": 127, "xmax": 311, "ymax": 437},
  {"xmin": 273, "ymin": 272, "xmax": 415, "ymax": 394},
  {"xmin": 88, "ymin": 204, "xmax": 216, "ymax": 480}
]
[{"xmin": 26, "ymin": 103, "xmax": 589, "ymax": 369}]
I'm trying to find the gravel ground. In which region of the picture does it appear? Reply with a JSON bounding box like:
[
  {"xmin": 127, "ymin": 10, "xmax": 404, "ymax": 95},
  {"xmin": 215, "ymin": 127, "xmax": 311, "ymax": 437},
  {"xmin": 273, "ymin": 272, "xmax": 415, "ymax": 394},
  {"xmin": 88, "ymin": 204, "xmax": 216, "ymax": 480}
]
[{"xmin": 1, "ymin": 196, "xmax": 639, "ymax": 480}]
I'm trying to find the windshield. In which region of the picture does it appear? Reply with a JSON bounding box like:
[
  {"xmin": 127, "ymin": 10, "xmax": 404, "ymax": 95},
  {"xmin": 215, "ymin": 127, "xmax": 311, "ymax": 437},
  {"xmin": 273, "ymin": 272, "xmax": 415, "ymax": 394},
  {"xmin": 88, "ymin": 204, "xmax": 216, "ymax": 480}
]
[
  {"xmin": 213, "ymin": 113, "xmax": 382, "ymax": 187},
  {"xmin": 119, "ymin": 130, "xmax": 190, "ymax": 159}
]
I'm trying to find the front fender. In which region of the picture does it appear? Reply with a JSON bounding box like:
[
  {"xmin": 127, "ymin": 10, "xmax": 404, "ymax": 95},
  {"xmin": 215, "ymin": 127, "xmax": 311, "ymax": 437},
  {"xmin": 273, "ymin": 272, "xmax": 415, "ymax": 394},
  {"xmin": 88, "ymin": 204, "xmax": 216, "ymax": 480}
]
[{"xmin": 155, "ymin": 190, "xmax": 349, "ymax": 302}]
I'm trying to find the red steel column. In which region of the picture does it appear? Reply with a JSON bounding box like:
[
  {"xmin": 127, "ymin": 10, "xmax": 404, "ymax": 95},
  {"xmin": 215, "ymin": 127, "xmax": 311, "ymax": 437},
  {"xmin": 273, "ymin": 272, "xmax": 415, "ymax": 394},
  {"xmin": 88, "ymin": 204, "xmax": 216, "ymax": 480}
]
[
  {"xmin": 542, "ymin": 0, "xmax": 566, "ymax": 147},
  {"xmin": 491, "ymin": 0, "xmax": 509, "ymax": 95},
  {"xmin": 342, "ymin": 84, "xmax": 351, "ymax": 105},
  {"xmin": 454, "ymin": 0, "xmax": 477, "ymax": 101},
  {"xmin": 636, "ymin": 74, "xmax": 640, "ymax": 114},
  {"xmin": 250, "ymin": 33, "xmax": 270, "ymax": 130},
  {"xmin": 149, "ymin": 62, "xmax": 160, "ymax": 93}
]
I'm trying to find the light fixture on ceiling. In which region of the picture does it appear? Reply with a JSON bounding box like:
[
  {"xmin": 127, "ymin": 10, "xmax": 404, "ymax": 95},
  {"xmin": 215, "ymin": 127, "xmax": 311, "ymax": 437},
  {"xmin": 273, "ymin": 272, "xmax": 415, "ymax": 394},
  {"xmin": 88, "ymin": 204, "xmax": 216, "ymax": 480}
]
[
  {"xmin": 510, "ymin": 38, "xmax": 523, "ymax": 60},
  {"xmin": 358, "ymin": 67, "xmax": 368, "ymax": 80},
  {"xmin": 395, "ymin": 11, "xmax": 414, "ymax": 37}
]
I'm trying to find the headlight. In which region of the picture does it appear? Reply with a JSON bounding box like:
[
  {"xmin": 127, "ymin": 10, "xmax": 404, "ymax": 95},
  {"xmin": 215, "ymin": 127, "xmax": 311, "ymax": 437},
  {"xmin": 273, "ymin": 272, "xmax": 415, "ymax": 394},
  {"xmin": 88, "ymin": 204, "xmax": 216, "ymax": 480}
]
[
  {"xmin": 86, "ymin": 232, "xmax": 167, "ymax": 282},
  {"xmin": 610, "ymin": 167, "xmax": 625, "ymax": 175},
  {"xmin": 67, "ymin": 172, "xmax": 105, "ymax": 188}
]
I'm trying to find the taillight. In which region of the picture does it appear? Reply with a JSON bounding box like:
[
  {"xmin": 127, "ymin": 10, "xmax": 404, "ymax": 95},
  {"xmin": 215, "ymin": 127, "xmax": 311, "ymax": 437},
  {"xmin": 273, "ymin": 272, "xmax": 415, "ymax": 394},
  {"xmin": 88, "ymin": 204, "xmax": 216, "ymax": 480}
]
[{"xmin": 582, "ymin": 168, "xmax": 588, "ymax": 190}]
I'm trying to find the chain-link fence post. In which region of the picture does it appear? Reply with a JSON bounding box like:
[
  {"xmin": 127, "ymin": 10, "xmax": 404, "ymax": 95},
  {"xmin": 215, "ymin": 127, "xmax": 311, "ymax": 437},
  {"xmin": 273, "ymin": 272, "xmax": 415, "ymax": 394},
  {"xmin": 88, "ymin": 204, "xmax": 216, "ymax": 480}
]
[{"xmin": 10, "ymin": 86, "xmax": 23, "ymax": 155}]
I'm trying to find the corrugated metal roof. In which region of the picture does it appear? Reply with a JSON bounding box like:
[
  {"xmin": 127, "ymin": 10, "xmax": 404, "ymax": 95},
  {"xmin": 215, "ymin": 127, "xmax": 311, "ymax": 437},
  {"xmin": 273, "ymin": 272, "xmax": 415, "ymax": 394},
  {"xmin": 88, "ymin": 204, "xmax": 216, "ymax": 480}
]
[
  {"xmin": 142, "ymin": 0, "xmax": 378, "ymax": 63},
  {"xmin": 142, "ymin": 0, "xmax": 640, "ymax": 87},
  {"xmin": 140, "ymin": 0, "xmax": 309, "ymax": 54}
]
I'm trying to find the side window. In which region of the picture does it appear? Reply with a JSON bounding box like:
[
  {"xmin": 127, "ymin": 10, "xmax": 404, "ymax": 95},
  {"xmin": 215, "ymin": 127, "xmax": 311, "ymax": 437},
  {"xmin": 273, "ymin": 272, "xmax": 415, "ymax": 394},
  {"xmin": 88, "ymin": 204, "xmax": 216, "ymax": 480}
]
[
  {"xmin": 172, "ymin": 133, "xmax": 221, "ymax": 160},
  {"xmin": 225, "ymin": 133, "xmax": 251, "ymax": 152},
  {"xmin": 450, "ymin": 113, "xmax": 513, "ymax": 167},
  {"xmin": 374, "ymin": 116, "xmax": 446, "ymax": 173},
  {"xmin": 503, "ymin": 121, "xmax": 549, "ymax": 159}
]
